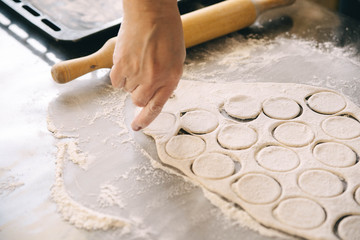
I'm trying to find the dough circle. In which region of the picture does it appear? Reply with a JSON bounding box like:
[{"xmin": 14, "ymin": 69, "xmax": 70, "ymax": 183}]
[
  {"xmin": 166, "ymin": 135, "xmax": 205, "ymax": 159},
  {"xmin": 322, "ymin": 116, "xmax": 360, "ymax": 139},
  {"xmin": 273, "ymin": 198, "xmax": 326, "ymax": 229},
  {"xmin": 355, "ymin": 187, "xmax": 360, "ymax": 205},
  {"xmin": 338, "ymin": 215, "xmax": 360, "ymax": 240},
  {"xmin": 256, "ymin": 146, "xmax": 300, "ymax": 172},
  {"xmin": 224, "ymin": 95, "xmax": 261, "ymax": 119},
  {"xmin": 233, "ymin": 173, "xmax": 281, "ymax": 204},
  {"xmin": 181, "ymin": 110, "xmax": 218, "ymax": 134},
  {"xmin": 263, "ymin": 97, "xmax": 300, "ymax": 120},
  {"xmin": 298, "ymin": 170, "xmax": 344, "ymax": 197},
  {"xmin": 307, "ymin": 91, "xmax": 346, "ymax": 114},
  {"xmin": 192, "ymin": 153, "xmax": 235, "ymax": 179},
  {"xmin": 273, "ymin": 122, "xmax": 314, "ymax": 147},
  {"xmin": 313, "ymin": 142, "xmax": 356, "ymax": 168},
  {"xmin": 217, "ymin": 124, "xmax": 257, "ymax": 150},
  {"xmin": 145, "ymin": 112, "xmax": 176, "ymax": 133}
]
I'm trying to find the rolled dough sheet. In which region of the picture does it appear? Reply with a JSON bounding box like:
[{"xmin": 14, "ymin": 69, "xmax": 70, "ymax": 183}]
[{"xmin": 144, "ymin": 80, "xmax": 360, "ymax": 240}]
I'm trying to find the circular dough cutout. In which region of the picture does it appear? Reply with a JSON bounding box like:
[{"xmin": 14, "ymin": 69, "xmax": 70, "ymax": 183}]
[
  {"xmin": 218, "ymin": 124, "xmax": 257, "ymax": 150},
  {"xmin": 298, "ymin": 170, "xmax": 344, "ymax": 197},
  {"xmin": 313, "ymin": 142, "xmax": 356, "ymax": 168},
  {"xmin": 145, "ymin": 112, "xmax": 176, "ymax": 133},
  {"xmin": 257, "ymin": 146, "xmax": 300, "ymax": 172},
  {"xmin": 338, "ymin": 215, "xmax": 360, "ymax": 240},
  {"xmin": 355, "ymin": 187, "xmax": 360, "ymax": 205},
  {"xmin": 322, "ymin": 116, "xmax": 360, "ymax": 139},
  {"xmin": 273, "ymin": 122, "xmax": 314, "ymax": 147},
  {"xmin": 307, "ymin": 91, "xmax": 346, "ymax": 114},
  {"xmin": 192, "ymin": 153, "xmax": 235, "ymax": 179},
  {"xmin": 273, "ymin": 198, "xmax": 326, "ymax": 229},
  {"xmin": 233, "ymin": 173, "xmax": 281, "ymax": 204},
  {"xmin": 166, "ymin": 135, "xmax": 205, "ymax": 159},
  {"xmin": 263, "ymin": 97, "xmax": 300, "ymax": 120},
  {"xmin": 181, "ymin": 110, "xmax": 218, "ymax": 134},
  {"xmin": 224, "ymin": 95, "xmax": 261, "ymax": 119}
]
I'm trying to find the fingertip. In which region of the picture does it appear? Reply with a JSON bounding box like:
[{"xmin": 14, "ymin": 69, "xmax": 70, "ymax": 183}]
[{"xmin": 131, "ymin": 118, "xmax": 143, "ymax": 131}]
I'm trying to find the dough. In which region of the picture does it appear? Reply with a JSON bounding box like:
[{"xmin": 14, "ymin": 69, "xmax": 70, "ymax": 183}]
[
  {"xmin": 307, "ymin": 91, "xmax": 346, "ymax": 114},
  {"xmin": 355, "ymin": 187, "xmax": 360, "ymax": 205},
  {"xmin": 142, "ymin": 80, "xmax": 360, "ymax": 240},
  {"xmin": 181, "ymin": 110, "xmax": 219, "ymax": 134},
  {"xmin": 313, "ymin": 142, "xmax": 356, "ymax": 167},
  {"xmin": 262, "ymin": 97, "xmax": 300, "ymax": 120},
  {"xmin": 232, "ymin": 173, "xmax": 281, "ymax": 204},
  {"xmin": 322, "ymin": 116, "xmax": 360, "ymax": 139},
  {"xmin": 217, "ymin": 124, "xmax": 257, "ymax": 150},
  {"xmin": 166, "ymin": 135, "xmax": 205, "ymax": 159},
  {"xmin": 298, "ymin": 170, "xmax": 343, "ymax": 197},
  {"xmin": 337, "ymin": 215, "xmax": 360, "ymax": 240},
  {"xmin": 224, "ymin": 95, "xmax": 261, "ymax": 119},
  {"xmin": 256, "ymin": 146, "xmax": 299, "ymax": 172},
  {"xmin": 273, "ymin": 122, "xmax": 314, "ymax": 147},
  {"xmin": 192, "ymin": 153, "xmax": 235, "ymax": 179},
  {"xmin": 273, "ymin": 198, "xmax": 326, "ymax": 229},
  {"xmin": 145, "ymin": 112, "xmax": 176, "ymax": 134}
]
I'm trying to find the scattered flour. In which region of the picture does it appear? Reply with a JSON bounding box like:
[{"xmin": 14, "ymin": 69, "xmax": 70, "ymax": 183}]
[
  {"xmin": 0, "ymin": 170, "xmax": 24, "ymax": 195},
  {"xmin": 47, "ymin": 35, "xmax": 360, "ymax": 239},
  {"xmin": 51, "ymin": 142, "xmax": 129, "ymax": 230},
  {"xmin": 98, "ymin": 184, "xmax": 125, "ymax": 208}
]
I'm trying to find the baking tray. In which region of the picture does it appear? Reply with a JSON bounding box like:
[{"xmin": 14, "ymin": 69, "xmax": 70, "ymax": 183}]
[
  {"xmin": 0, "ymin": 0, "xmax": 200, "ymax": 42},
  {"xmin": 0, "ymin": 0, "xmax": 124, "ymax": 41}
]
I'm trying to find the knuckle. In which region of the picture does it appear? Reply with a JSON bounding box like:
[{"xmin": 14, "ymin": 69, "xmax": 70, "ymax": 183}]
[
  {"xmin": 149, "ymin": 102, "xmax": 163, "ymax": 115},
  {"xmin": 132, "ymin": 96, "xmax": 147, "ymax": 107}
]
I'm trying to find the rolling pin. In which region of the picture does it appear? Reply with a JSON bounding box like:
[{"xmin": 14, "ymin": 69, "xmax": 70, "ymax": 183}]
[{"xmin": 51, "ymin": 0, "xmax": 295, "ymax": 84}]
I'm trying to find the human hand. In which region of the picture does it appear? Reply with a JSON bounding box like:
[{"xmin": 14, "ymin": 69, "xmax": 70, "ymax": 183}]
[{"xmin": 110, "ymin": 0, "xmax": 185, "ymax": 131}]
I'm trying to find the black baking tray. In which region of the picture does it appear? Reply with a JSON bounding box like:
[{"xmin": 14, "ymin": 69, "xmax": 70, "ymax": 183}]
[
  {"xmin": 0, "ymin": 0, "xmax": 220, "ymax": 42},
  {"xmin": 1, "ymin": 0, "xmax": 124, "ymax": 41}
]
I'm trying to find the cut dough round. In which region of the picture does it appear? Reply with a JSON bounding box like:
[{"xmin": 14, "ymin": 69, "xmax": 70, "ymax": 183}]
[
  {"xmin": 338, "ymin": 215, "xmax": 360, "ymax": 240},
  {"xmin": 233, "ymin": 173, "xmax": 281, "ymax": 204},
  {"xmin": 192, "ymin": 153, "xmax": 235, "ymax": 179},
  {"xmin": 181, "ymin": 110, "xmax": 218, "ymax": 134},
  {"xmin": 217, "ymin": 124, "xmax": 257, "ymax": 150},
  {"xmin": 224, "ymin": 95, "xmax": 261, "ymax": 119},
  {"xmin": 322, "ymin": 116, "xmax": 360, "ymax": 139},
  {"xmin": 313, "ymin": 142, "xmax": 356, "ymax": 168},
  {"xmin": 145, "ymin": 112, "xmax": 176, "ymax": 133},
  {"xmin": 298, "ymin": 170, "xmax": 344, "ymax": 197},
  {"xmin": 263, "ymin": 97, "xmax": 300, "ymax": 120},
  {"xmin": 273, "ymin": 122, "xmax": 314, "ymax": 147},
  {"xmin": 273, "ymin": 198, "xmax": 326, "ymax": 229},
  {"xmin": 257, "ymin": 146, "xmax": 299, "ymax": 172},
  {"xmin": 307, "ymin": 91, "xmax": 346, "ymax": 114},
  {"xmin": 355, "ymin": 187, "xmax": 360, "ymax": 205},
  {"xmin": 166, "ymin": 135, "xmax": 205, "ymax": 159}
]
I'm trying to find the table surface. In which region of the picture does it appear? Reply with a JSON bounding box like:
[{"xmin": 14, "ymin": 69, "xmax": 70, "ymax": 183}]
[{"xmin": 1, "ymin": 1, "xmax": 360, "ymax": 240}]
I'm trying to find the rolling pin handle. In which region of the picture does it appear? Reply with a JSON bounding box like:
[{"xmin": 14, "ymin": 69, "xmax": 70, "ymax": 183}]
[{"xmin": 51, "ymin": 38, "xmax": 116, "ymax": 84}]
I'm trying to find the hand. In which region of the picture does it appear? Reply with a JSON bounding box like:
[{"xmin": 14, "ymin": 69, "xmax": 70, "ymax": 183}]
[{"xmin": 110, "ymin": 0, "xmax": 185, "ymax": 131}]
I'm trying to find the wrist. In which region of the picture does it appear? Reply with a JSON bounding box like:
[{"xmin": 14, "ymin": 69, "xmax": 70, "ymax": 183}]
[{"xmin": 122, "ymin": 0, "xmax": 179, "ymax": 20}]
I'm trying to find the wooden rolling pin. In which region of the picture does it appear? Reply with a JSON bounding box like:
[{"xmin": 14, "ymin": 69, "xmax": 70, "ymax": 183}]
[{"xmin": 51, "ymin": 0, "xmax": 295, "ymax": 84}]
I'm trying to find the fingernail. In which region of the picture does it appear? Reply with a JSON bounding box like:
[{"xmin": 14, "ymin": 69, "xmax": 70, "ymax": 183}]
[{"xmin": 133, "ymin": 125, "xmax": 142, "ymax": 131}]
